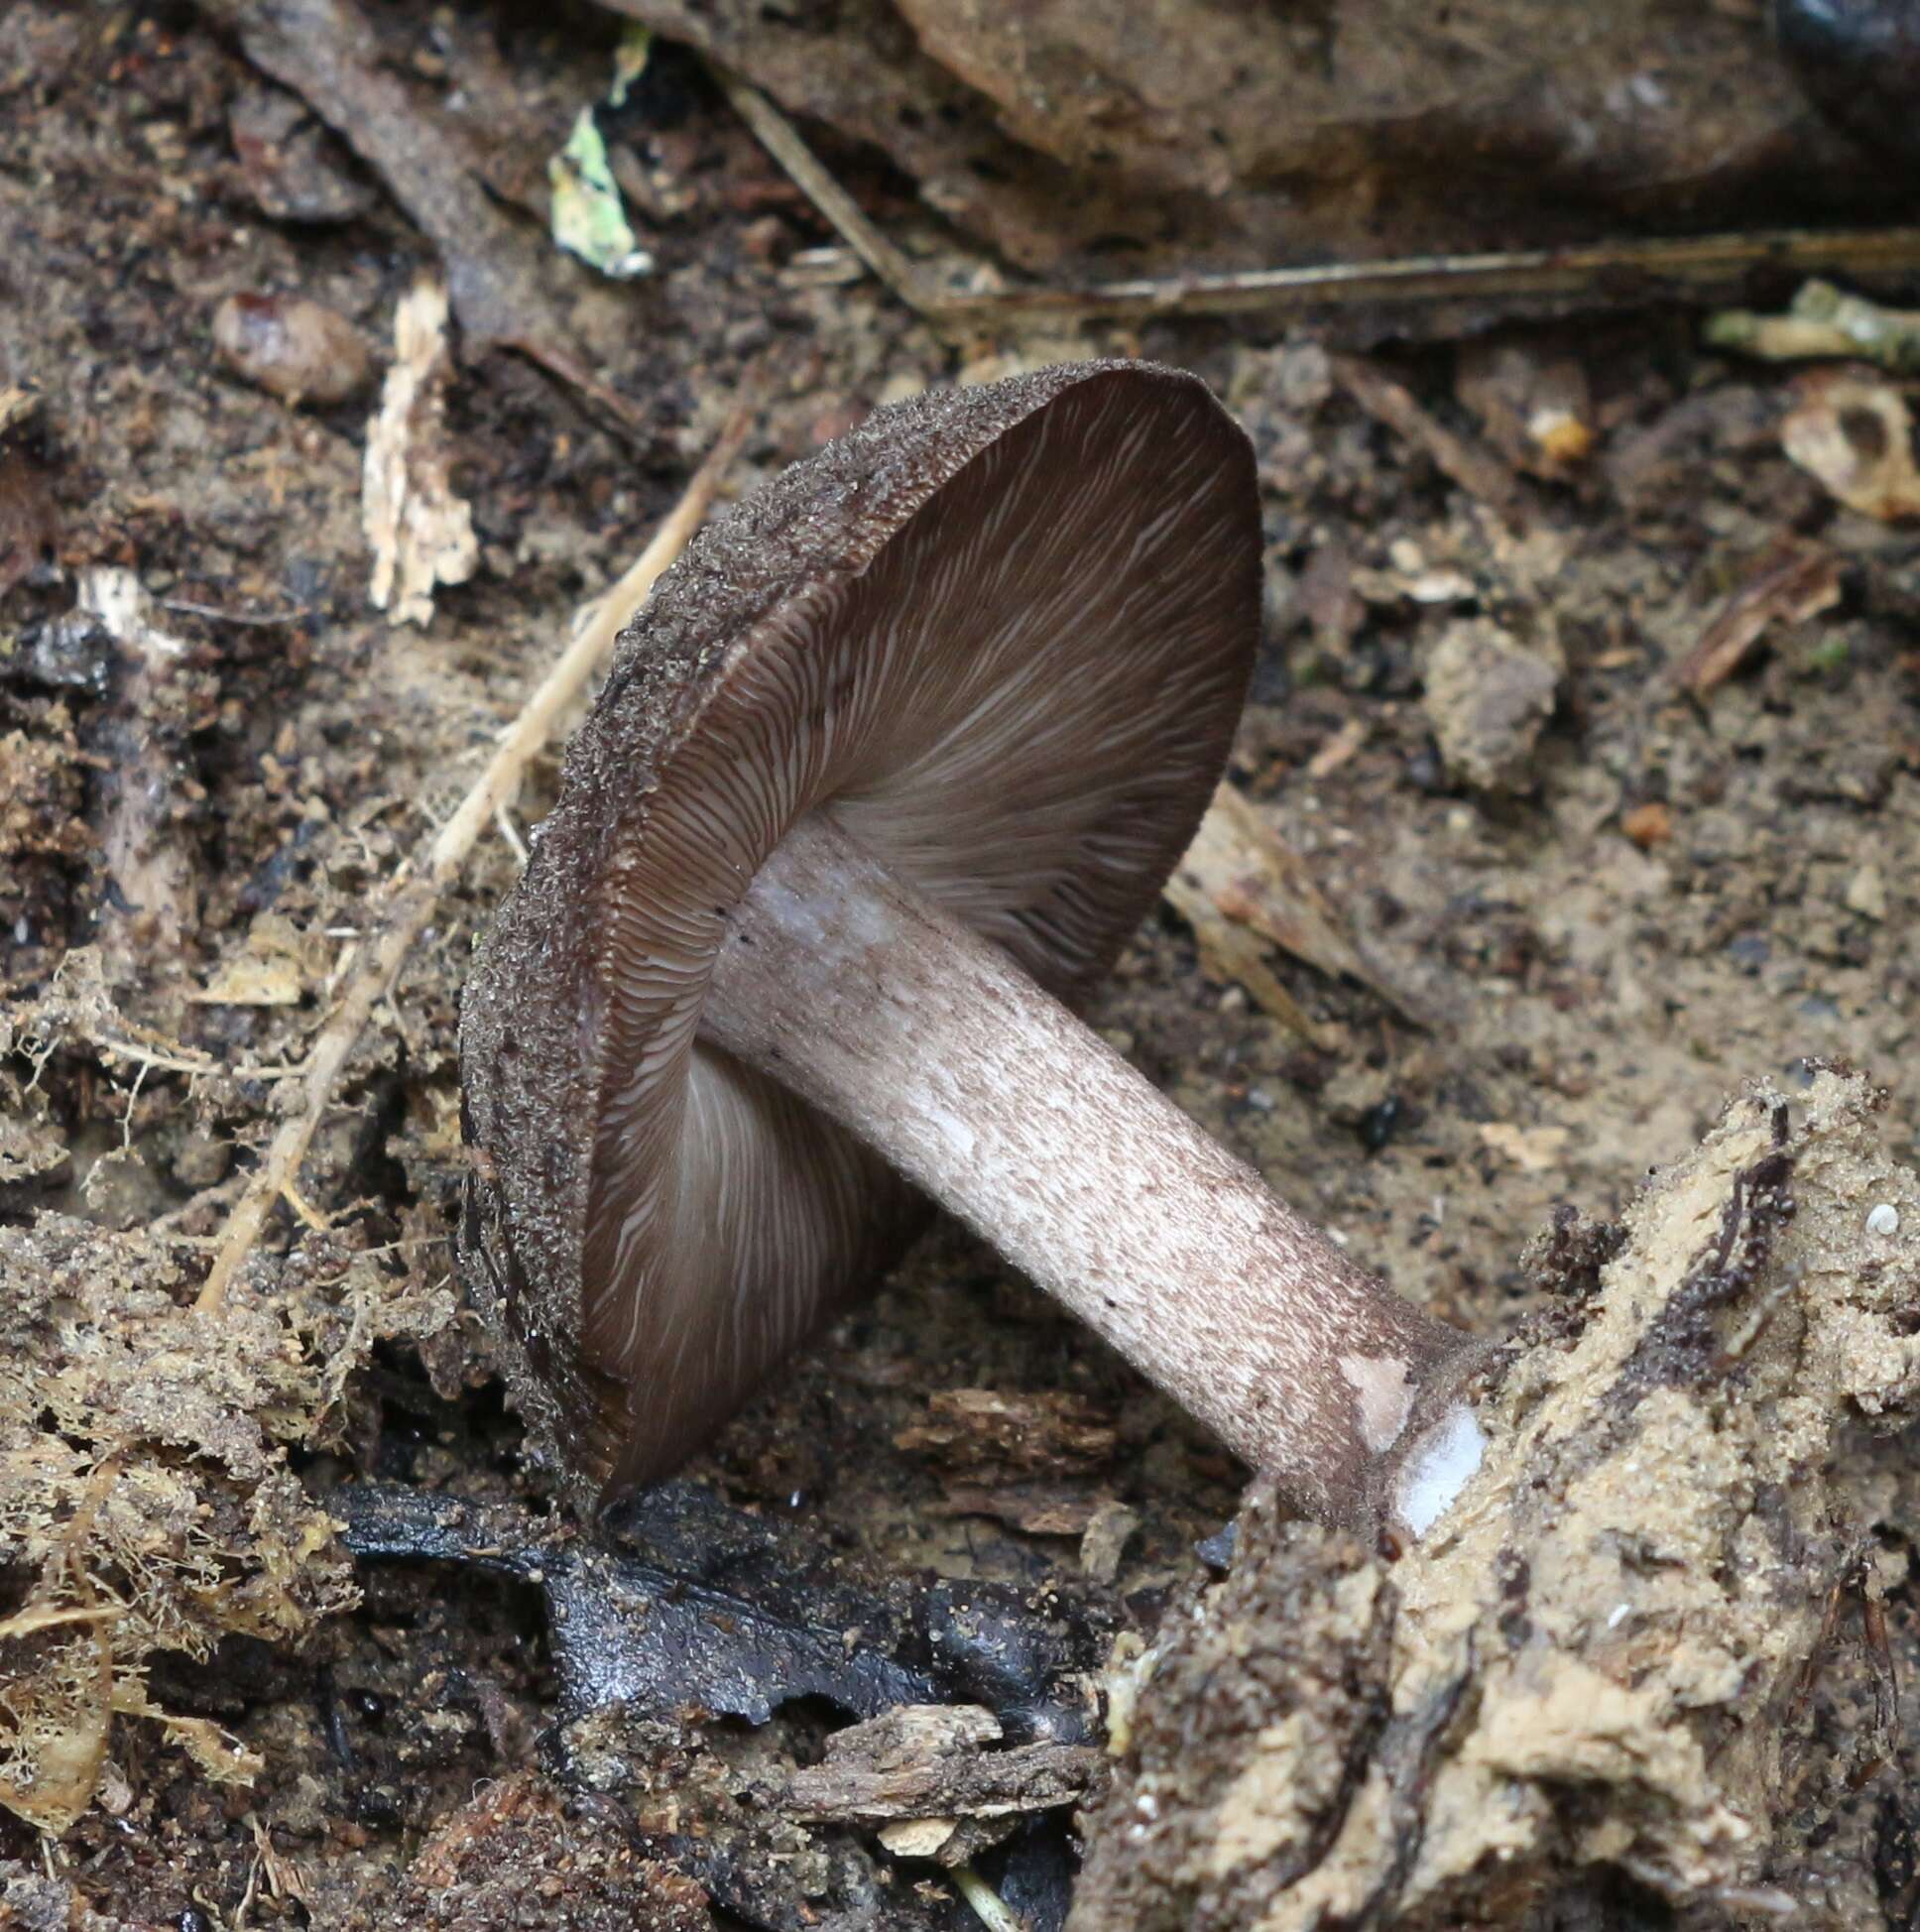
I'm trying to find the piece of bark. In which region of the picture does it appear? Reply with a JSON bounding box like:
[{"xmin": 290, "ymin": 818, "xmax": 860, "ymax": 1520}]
[
  {"xmin": 784, "ymin": 1704, "xmax": 1102, "ymax": 1867},
  {"xmin": 931, "ymin": 1484, "xmax": 1102, "ymax": 1538},
  {"xmin": 895, "ymin": 1389, "xmax": 1117, "ymax": 1481},
  {"xmin": 334, "ymin": 1483, "xmax": 941, "ymax": 1725},
  {"xmin": 1078, "ymin": 1500, "xmax": 1140, "ymax": 1586},
  {"xmin": 336, "ymin": 1482, "xmax": 1104, "ymax": 1735},
  {"xmin": 67, "ymin": 570, "xmax": 204, "ymax": 988},
  {"xmin": 362, "ymin": 279, "xmax": 477, "ymax": 627}
]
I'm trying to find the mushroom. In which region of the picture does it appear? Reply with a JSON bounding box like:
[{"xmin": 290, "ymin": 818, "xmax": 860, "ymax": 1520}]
[{"xmin": 459, "ymin": 361, "xmax": 1487, "ymax": 1541}]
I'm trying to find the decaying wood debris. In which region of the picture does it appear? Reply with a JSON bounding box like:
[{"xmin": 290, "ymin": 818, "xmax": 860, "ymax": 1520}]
[
  {"xmin": 1075, "ymin": 1070, "xmax": 1920, "ymax": 1928},
  {"xmin": 783, "ymin": 1703, "xmax": 1102, "ymax": 1869},
  {"xmin": 1676, "ymin": 543, "xmax": 1845, "ymax": 697},
  {"xmin": 1164, "ymin": 783, "xmax": 1416, "ymax": 1042}
]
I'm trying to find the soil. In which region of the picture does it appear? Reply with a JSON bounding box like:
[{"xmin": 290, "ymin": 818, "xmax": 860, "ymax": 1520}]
[{"xmin": 2, "ymin": 4, "xmax": 1918, "ymax": 1929}]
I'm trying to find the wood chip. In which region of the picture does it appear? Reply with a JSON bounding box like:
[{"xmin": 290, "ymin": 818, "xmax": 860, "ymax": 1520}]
[
  {"xmin": 931, "ymin": 1484, "xmax": 1101, "ymax": 1537},
  {"xmin": 895, "ymin": 1389, "xmax": 1116, "ymax": 1479},
  {"xmin": 0, "ymin": 383, "xmax": 40, "ymax": 436},
  {"xmin": 363, "ymin": 278, "xmax": 478, "ymax": 628},
  {"xmin": 1479, "ymin": 1121, "xmax": 1571, "ymax": 1172},
  {"xmin": 188, "ymin": 914, "xmax": 329, "ymax": 1008},
  {"xmin": 1164, "ymin": 784, "xmax": 1418, "ymax": 1034},
  {"xmin": 1304, "ymin": 715, "xmax": 1371, "ymax": 780},
  {"xmin": 1079, "ymin": 1500, "xmax": 1140, "ymax": 1585},
  {"xmin": 783, "ymin": 1704, "xmax": 1101, "ymax": 1867},
  {"xmin": 1846, "ymin": 863, "xmax": 1887, "ymax": 921},
  {"xmin": 879, "ymin": 1817, "xmax": 963, "ymax": 1860},
  {"xmin": 1780, "ymin": 370, "xmax": 1920, "ymax": 524}
]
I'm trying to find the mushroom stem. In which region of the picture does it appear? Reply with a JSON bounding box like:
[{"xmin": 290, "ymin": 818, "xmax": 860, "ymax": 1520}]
[{"xmin": 704, "ymin": 811, "xmax": 1484, "ymax": 1535}]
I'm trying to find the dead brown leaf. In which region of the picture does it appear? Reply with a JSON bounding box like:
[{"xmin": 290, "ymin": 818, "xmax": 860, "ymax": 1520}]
[{"xmin": 1677, "ymin": 543, "xmax": 1844, "ymax": 694}]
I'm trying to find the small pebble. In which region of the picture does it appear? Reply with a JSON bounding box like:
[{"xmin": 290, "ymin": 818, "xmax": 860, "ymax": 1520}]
[
  {"xmin": 1846, "ymin": 862, "xmax": 1887, "ymax": 921},
  {"xmin": 1867, "ymin": 1203, "xmax": 1900, "ymax": 1236},
  {"xmin": 213, "ymin": 291, "xmax": 373, "ymax": 406},
  {"xmin": 1358, "ymin": 1094, "xmax": 1403, "ymax": 1151},
  {"xmin": 1621, "ymin": 800, "xmax": 1673, "ymax": 849},
  {"xmin": 1193, "ymin": 1521, "xmax": 1238, "ymax": 1572}
]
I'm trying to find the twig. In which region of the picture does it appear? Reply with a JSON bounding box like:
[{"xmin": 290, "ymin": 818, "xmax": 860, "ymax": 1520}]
[
  {"xmin": 192, "ymin": 408, "xmax": 754, "ymax": 1315},
  {"xmin": 947, "ymin": 227, "xmax": 1920, "ymax": 326},
  {"xmin": 712, "ymin": 66, "xmax": 928, "ymax": 312},
  {"xmin": 206, "ymin": 0, "xmax": 648, "ymax": 442},
  {"xmin": 494, "ymin": 802, "xmax": 529, "ymax": 867},
  {"xmin": 714, "ymin": 73, "xmax": 1920, "ymax": 327},
  {"xmin": 160, "ymin": 598, "xmax": 312, "ymax": 628},
  {"xmin": 1706, "ymin": 279, "xmax": 1920, "ymax": 373},
  {"xmin": 94, "ymin": 1036, "xmax": 301, "ymax": 1082}
]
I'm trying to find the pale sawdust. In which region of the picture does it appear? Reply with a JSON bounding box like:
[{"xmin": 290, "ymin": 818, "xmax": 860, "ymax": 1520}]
[{"xmin": 0, "ymin": 1214, "xmax": 451, "ymax": 1833}]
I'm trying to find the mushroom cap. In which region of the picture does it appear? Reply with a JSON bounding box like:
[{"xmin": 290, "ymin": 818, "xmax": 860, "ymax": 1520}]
[{"xmin": 459, "ymin": 361, "xmax": 1261, "ymax": 1508}]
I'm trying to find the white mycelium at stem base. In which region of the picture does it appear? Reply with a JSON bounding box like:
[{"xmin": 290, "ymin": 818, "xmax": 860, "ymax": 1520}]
[{"xmin": 704, "ymin": 810, "xmax": 1485, "ymax": 1537}]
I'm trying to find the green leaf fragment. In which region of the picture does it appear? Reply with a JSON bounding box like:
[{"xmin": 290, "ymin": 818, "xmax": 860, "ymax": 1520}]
[{"xmin": 549, "ymin": 108, "xmax": 652, "ymax": 281}]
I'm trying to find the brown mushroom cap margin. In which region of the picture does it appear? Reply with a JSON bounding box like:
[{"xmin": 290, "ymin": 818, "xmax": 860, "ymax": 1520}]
[{"xmin": 459, "ymin": 362, "xmax": 1261, "ymax": 1507}]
